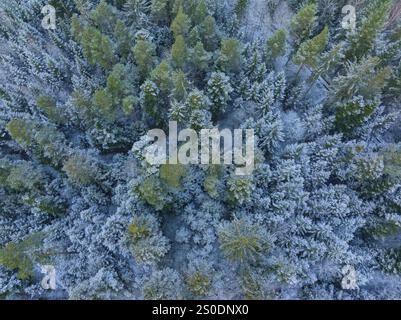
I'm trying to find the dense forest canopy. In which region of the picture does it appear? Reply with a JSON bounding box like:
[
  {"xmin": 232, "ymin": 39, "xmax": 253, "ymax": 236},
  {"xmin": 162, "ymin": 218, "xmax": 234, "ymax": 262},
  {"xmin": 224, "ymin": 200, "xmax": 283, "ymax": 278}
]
[{"xmin": 1, "ymin": 0, "xmax": 401, "ymax": 299}]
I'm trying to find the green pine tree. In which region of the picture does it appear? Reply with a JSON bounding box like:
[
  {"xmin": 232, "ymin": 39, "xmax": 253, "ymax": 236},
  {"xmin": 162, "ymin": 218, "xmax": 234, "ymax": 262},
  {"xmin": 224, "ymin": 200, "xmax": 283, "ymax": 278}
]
[
  {"xmin": 106, "ymin": 64, "xmax": 126, "ymax": 103},
  {"xmin": 207, "ymin": 72, "xmax": 233, "ymax": 118},
  {"xmin": 172, "ymin": 69, "xmax": 188, "ymax": 101},
  {"xmin": 235, "ymin": 0, "xmax": 249, "ymax": 18},
  {"xmin": 140, "ymin": 80, "xmax": 161, "ymax": 124},
  {"xmin": 36, "ymin": 96, "xmax": 65, "ymax": 124},
  {"xmin": 171, "ymin": 6, "xmax": 190, "ymax": 38},
  {"xmin": 266, "ymin": 29, "xmax": 287, "ymax": 61},
  {"xmin": 114, "ymin": 20, "xmax": 131, "ymax": 59},
  {"xmin": 201, "ymin": 15, "xmax": 219, "ymax": 51},
  {"xmin": 219, "ymin": 38, "xmax": 241, "ymax": 73},
  {"xmin": 218, "ymin": 217, "xmax": 268, "ymax": 265},
  {"xmin": 122, "ymin": 95, "xmax": 138, "ymax": 115},
  {"xmin": 80, "ymin": 26, "xmax": 115, "ymax": 70},
  {"xmin": 306, "ymin": 43, "xmax": 344, "ymax": 94},
  {"xmin": 188, "ymin": 26, "xmax": 201, "ymax": 47},
  {"xmin": 171, "ymin": 35, "xmax": 188, "ymax": 69},
  {"xmin": 331, "ymin": 56, "xmax": 391, "ymax": 102},
  {"xmin": 63, "ymin": 155, "xmax": 98, "ymax": 186},
  {"xmin": 132, "ymin": 38, "xmax": 156, "ymax": 80},
  {"xmin": 6, "ymin": 119, "xmax": 35, "ymax": 147},
  {"xmin": 293, "ymin": 26, "xmax": 329, "ymax": 77},
  {"xmin": 192, "ymin": 0, "xmax": 208, "ymax": 25},
  {"xmin": 290, "ymin": 2, "xmax": 317, "ymax": 43},
  {"xmin": 90, "ymin": 1, "xmax": 116, "ymax": 33},
  {"xmin": 334, "ymin": 97, "xmax": 378, "ymax": 137},
  {"xmin": 151, "ymin": 0, "xmax": 169, "ymax": 24},
  {"xmin": 190, "ymin": 41, "xmax": 209, "ymax": 79},
  {"xmin": 93, "ymin": 88, "xmax": 114, "ymax": 118},
  {"xmin": 151, "ymin": 60, "xmax": 172, "ymax": 94},
  {"xmin": 345, "ymin": 0, "xmax": 393, "ymax": 61}
]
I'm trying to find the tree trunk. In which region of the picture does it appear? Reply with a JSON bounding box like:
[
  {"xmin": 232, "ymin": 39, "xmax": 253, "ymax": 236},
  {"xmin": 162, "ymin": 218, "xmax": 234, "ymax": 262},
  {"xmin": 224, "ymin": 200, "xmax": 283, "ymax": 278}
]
[
  {"xmin": 295, "ymin": 64, "xmax": 304, "ymax": 78},
  {"xmin": 304, "ymin": 80, "xmax": 315, "ymax": 96}
]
